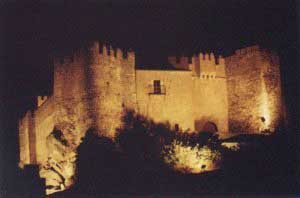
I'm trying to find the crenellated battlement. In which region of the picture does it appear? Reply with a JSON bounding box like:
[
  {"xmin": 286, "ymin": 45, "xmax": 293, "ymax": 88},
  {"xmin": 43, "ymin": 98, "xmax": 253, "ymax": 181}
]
[
  {"xmin": 194, "ymin": 52, "xmax": 225, "ymax": 65},
  {"xmin": 53, "ymin": 41, "xmax": 135, "ymax": 67},
  {"xmin": 168, "ymin": 52, "xmax": 226, "ymax": 78},
  {"xmin": 167, "ymin": 56, "xmax": 191, "ymax": 70},
  {"xmin": 99, "ymin": 44, "xmax": 135, "ymax": 63},
  {"xmin": 53, "ymin": 41, "xmax": 136, "ymax": 101},
  {"xmin": 234, "ymin": 45, "xmax": 260, "ymax": 55},
  {"xmin": 195, "ymin": 52, "xmax": 225, "ymax": 78}
]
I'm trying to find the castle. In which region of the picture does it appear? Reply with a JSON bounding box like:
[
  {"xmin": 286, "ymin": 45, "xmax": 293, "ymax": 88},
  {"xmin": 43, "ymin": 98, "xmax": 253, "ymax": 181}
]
[{"xmin": 18, "ymin": 41, "xmax": 282, "ymax": 193}]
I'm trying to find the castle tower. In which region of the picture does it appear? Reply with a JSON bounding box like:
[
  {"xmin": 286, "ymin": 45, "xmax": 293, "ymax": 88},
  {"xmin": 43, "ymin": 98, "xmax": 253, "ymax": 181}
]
[
  {"xmin": 225, "ymin": 45, "xmax": 282, "ymax": 133},
  {"xmin": 53, "ymin": 41, "xmax": 136, "ymax": 138},
  {"xmin": 164, "ymin": 52, "xmax": 229, "ymax": 134},
  {"xmin": 19, "ymin": 41, "xmax": 137, "ymax": 194}
]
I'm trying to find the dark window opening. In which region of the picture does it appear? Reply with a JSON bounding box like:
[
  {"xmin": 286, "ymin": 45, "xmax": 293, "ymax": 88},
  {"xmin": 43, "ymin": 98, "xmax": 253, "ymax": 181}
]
[
  {"xmin": 175, "ymin": 124, "xmax": 179, "ymax": 132},
  {"xmin": 153, "ymin": 80, "xmax": 161, "ymax": 94},
  {"xmin": 202, "ymin": 121, "xmax": 218, "ymax": 133},
  {"xmin": 148, "ymin": 80, "xmax": 165, "ymax": 94}
]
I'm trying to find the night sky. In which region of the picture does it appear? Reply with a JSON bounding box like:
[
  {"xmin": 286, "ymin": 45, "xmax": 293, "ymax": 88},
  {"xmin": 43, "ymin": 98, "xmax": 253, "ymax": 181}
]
[{"xmin": 0, "ymin": 0, "xmax": 299, "ymax": 191}]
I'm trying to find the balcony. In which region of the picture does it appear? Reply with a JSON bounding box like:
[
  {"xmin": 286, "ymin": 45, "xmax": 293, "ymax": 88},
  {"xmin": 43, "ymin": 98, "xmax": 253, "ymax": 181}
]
[{"xmin": 148, "ymin": 85, "xmax": 166, "ymax": 95}]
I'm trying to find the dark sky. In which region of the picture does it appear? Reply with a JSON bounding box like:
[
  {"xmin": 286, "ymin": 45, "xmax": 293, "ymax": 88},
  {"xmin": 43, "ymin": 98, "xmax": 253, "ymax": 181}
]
[
  {"xmin": 1, "ymin": 0, "xmax": 298, "ymax": 98},
  {"xmin": 0, "ymin": 0, "xmax": 299, "ymax": 189}
]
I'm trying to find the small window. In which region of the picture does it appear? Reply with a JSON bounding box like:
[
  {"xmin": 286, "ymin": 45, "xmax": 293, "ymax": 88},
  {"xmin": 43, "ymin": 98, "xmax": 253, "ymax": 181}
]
[{"xmin": 153, "ymin": 80, "xmax": 161, "ymax": 94}]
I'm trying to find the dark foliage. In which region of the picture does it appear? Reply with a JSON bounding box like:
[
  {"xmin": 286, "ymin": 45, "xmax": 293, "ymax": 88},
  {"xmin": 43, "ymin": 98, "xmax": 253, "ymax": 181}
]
[
  {"xmin": 116, "ymin": 110, "xmax": 169, "ymax": 162},
  {"xmin": 220, "ymin": 130, "xmax": 299, "ymax": 194},
  {"xmin": 73, "ymin": 128, "xmax": 125, "ymax": 194},
  {"xmin": 52, "ymin": 113, "xmax": 299, "ymax": 197}
]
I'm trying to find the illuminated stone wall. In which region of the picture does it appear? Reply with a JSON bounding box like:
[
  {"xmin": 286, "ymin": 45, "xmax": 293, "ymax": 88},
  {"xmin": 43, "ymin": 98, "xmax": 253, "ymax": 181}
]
[
  {"xmin": 20, "ymin": 44, "xmax": 282, "ymax": 167},
  {"xmin": 136, "ymin": 53, "xmax": 228, "ymax": 133},
  {"xmin": 18, "ymin": 43, "xmax": 282, "ymax": 194},
  {"xmin": 19, "ymin": 41, "xmax": 137, "ymax": 193},
  {"xmin": 225, "ymin": 45, "xmax": 282, "ymax": 133},
  {"xmin": 19, "ymin": 110, "xmax": 32, "ymax": 166},
  {"xmin": 260, "ymin": 49, "xmax": 282, "ymax": 130},
  {"xmin": 136, "ymin": 70, "xmax": 195, "ymax": 131},
  {"xmin": 190, "ymin": 53, "xmax": 228, "ymax": 133},
  {"xmin": 53, "ymin": 42, "xmax": 136, "ymax": 138}
]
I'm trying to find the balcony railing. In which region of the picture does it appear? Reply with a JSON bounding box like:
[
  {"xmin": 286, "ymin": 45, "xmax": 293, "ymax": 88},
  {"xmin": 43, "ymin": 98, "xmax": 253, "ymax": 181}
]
[{"xmin": 148, "ymin": 85, "xmax": 166, "ymax": 95}]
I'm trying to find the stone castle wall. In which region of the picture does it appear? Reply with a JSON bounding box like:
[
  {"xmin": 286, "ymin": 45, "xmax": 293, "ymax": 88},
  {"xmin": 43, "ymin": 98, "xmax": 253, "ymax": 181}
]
[
  {"xmin": 19, "ymin": 44, "xmax": 283, "ymax": 166},
  {"xmin": 191, "ymin": 53, "xmax": 228, "ymax": 134},
  {"xmin": 18, "ymin": 43, "xmax": 282, "ymax": 194},
  {"xmin": 19, "ymin": 41, "xmax": 136, "ymax": 165},
  {"xmin": 19, "ymin": 96, "xmax": 56, "ymax": 166},
  {"xmin": 136, "ymin": 70, "xmax": 195, "ymax": 131},
  {"xmin": 191, "ymin": 77, "xmax": 228, "ymax": 133},
  {"xmin": 19, "ymin": 110, "xmax": 32, "ymax": 166},
  {"xmin": 135, "ymin": 64, "xmax": 228, "ymax": 133},
  {"xmin": 260, "ymin": 49, "xmax": 282, "ymax": 130},
  {"xmin": 168, "ymin": 52, "xmax": 226, "ymax": 78},
  {"xmin": 19, "ymin": 41, "xmax": 138, "ymax": 193},
  {"xmin": 53, "ymin": 41, "xmax": 136, "ymax": 138},
  {"xmin": 225, "ymin": 45, "xmax": 282, "ymax": 133}
]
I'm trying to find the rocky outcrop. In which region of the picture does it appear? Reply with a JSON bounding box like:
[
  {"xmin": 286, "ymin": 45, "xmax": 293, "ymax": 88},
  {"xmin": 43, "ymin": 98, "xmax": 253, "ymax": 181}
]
[{"xmin": 40, "ymin": 125, "xmax": 77, "ymax": 194}]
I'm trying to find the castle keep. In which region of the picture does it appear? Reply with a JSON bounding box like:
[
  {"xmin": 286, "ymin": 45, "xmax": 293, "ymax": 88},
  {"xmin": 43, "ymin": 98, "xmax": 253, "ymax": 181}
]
[{"xmin": 18, "ymin": 41, "xmax": 282, "ymax": 193}]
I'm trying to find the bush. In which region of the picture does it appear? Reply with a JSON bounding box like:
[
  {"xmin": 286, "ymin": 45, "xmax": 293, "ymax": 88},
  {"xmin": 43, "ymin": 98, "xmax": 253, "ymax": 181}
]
[{"xmin": 162, "ymin": 139, "xmax": 222, "ymax": 174}]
